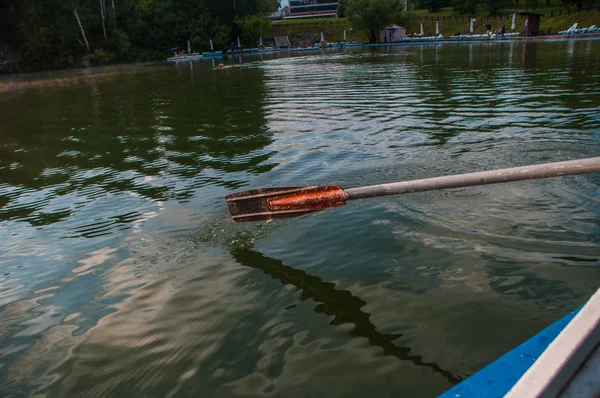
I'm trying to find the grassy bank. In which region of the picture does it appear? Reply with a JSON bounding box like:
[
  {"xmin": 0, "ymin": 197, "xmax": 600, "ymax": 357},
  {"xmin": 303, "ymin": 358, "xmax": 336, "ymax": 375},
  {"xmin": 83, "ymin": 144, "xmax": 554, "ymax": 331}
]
[
  {"xmin": 412, "ymin": 9, "xmax": 599, "ymax": 36},
  {"xmin": 267, "ymin": 8, "xmax": 599, "ymax": 43},
  {"xmin": 269, "ymin": 18, "xmax": 368, "ymax": 43},
  {"xmin": 537, "ymin": 10, "xmax": 599, "ymax": 33}
]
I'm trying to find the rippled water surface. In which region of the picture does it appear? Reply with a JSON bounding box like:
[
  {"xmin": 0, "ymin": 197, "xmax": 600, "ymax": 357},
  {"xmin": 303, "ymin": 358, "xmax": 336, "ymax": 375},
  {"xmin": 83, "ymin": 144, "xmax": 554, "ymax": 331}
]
[{"xmin": 1, "ymin": 41, "xmax": 599, "ymax": 397}]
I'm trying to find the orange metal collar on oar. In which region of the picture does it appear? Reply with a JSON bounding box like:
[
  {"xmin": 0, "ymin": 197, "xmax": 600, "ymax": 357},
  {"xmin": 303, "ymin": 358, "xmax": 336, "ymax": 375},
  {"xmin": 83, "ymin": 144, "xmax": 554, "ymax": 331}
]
[
  {"xmin": 225, "ymin": 186, "xmax": 349, "ymax": 222},
  {"xmin": 268, "ymin": 186, "xmax": 348, "ymax": 211}
]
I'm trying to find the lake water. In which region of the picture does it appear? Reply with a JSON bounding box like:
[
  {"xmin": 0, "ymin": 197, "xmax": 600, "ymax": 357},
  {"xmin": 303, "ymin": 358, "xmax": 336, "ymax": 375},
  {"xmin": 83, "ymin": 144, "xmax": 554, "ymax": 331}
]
[{"xmin": 1, "ymin": 40, "xmax": 599, "ymax": 397}]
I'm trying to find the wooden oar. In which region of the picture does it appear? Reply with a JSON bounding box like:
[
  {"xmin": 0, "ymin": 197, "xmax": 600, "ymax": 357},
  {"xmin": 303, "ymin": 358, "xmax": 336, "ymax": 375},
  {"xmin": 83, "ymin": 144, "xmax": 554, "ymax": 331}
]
[{"xmin": 225, "ymin": 157, "xmax": 600, "ymax": 222}]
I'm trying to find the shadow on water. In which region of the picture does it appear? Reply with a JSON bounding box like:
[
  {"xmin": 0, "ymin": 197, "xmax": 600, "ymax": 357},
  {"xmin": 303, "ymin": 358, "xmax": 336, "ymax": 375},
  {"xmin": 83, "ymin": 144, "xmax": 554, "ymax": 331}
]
[{"xmin": 230, "ymin": 248, "xmax": 462, "ymax": 384}]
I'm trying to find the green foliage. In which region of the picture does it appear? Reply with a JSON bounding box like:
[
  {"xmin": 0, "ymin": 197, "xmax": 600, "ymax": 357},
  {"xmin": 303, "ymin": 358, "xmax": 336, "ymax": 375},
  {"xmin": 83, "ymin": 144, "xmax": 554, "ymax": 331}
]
[
  {"xmin": 235, "ymin": 15, "xmax": 271, "ymax": 45},
  {"xmin": 395, "ymin": 2, "xmax": 417, "ymax": 28},
  {"xmin": 213, "ymin": 24, "xmax": 232, "ymax": 50},
  {"xmin": 345, "ymin": 0, "xmax": 400, "ymax": 42},
  {"xmin": 1, "ymin": 0, "xmax": 23, "ymax": 48},
  {"xmin": 93, "ymin": 49, "xmax": 114, "ymax": 64},
  {"xmin": 416, "ymin": 0, "xmax": 453, "ymax": 12},
  {"xmin": 525, "ymin": 0, "xmax": 538, "ymax": 9},
  {"xmin": 338, "ymin": 0, "xmax": 346, "ymax": 17},
  {"xmin": 425, "ymin": 0, "xmax": 446, "ymax": 12},
  {"xmin": 452, "ymin": 0, "xmax": 520, "ymax": 14},
  {"xmin": 22, "ymin": 26, "xmax": 56, "ymax": 68},
  {"xmin": 110, "ymin": 29, "xmax": 132, "ymax": 59},
  {"xmin": 560, "ymin": 0, "xmax": 592, "ymax": 11},
  {"xmin": 18, "ymin": 0, "xmax": 82, "ymax": 70},
  {"xmin": 5, "ymin": 0, "xmax": 280, "ymax": 72},
  {"xmin": 484, "ymin": 0, "xmax": 513, "ymax": 14},
  {"xmin": 451, "ymin": 0, "xmax": 478, "ymax": 14}
]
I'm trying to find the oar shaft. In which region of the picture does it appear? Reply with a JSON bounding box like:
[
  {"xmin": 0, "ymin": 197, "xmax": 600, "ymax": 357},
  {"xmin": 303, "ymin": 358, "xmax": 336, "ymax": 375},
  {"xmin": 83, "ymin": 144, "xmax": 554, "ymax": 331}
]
[{"xmin": 345, "ymin": 157, "xmax": 600, "ymax": 200}]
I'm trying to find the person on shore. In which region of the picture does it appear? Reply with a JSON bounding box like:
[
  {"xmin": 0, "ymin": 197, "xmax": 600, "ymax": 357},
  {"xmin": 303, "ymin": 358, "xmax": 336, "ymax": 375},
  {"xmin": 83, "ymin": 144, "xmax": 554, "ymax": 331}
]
[
  {"xmin": 501, "ymin": 24, "xmax": 506, "ymax": 38},
  {"xmin": 486, "ymin": 23, "xmax": 492, "ymax": 38}
]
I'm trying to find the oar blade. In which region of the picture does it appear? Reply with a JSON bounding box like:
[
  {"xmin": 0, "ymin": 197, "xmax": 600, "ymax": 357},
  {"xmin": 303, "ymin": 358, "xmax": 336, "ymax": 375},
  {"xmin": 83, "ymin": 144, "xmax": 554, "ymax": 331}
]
[{"xmin": 225, "ymin": 186, "xmax": 348, "ymax": 222}]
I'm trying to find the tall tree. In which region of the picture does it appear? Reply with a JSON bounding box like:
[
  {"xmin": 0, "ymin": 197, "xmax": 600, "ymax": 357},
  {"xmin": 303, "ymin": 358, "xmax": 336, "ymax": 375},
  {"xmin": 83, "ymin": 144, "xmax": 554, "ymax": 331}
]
[
  {"xmin": 100, "ymin": 0, "xmax": 107, "ymax": 40},
  {"xmin": 346, "ymin": 0, "xmax": 399, "ymax": 43},
  {"xmin": 73, "ymin": 5, "xmax": 90, "ymax": 53},
  {"xmin": 111, "ymin": 0, "xmax": 116, "ymax": 30}
]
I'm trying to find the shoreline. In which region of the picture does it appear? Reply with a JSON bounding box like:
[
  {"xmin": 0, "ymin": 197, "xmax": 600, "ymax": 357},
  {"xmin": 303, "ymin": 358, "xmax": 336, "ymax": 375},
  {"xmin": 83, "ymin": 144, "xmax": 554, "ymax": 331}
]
[{"xmin": 2, "ymin": 34, "xmax": 599, "ymax": 82}]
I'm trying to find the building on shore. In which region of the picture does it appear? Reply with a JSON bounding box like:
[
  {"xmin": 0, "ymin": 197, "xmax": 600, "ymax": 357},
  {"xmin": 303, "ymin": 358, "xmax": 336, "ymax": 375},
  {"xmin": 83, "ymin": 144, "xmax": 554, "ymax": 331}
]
[
  {"xmin": 285, "ymin": 0, "xmax": 340, "ymax": 19},
  {"xmin": 380, "ymin": 25, "xmax": 406, "ymax": 42},
  {"xmin": 519, "ymin": 12, "xmax": 542, "ymax": 36}
]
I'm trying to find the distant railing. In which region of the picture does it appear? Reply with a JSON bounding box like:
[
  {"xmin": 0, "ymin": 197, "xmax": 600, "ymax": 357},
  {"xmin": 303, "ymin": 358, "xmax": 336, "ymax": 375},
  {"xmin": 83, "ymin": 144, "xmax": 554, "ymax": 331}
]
[
  {"xmin": 275, "ymin": 19, "xmax": 349, "ymax": 27},
  {"xmin": 416, "ymin": 15, "xmax": 512, "ymax": 21}
]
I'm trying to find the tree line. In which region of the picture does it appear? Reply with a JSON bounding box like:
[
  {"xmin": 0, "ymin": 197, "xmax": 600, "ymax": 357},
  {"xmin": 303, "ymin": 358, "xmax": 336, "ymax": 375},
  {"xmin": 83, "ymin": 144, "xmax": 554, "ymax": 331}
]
[{"xmin": 0, "ymin": 0, "xmax": 278, "ymax": 71}]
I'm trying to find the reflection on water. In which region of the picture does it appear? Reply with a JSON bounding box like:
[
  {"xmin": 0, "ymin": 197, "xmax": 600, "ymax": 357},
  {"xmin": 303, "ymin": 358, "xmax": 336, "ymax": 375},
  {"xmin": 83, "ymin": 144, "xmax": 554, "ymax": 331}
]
[
  {"xmin": 231, "ymin": 248, "xmax": 461, "ymax": 384},
  {"xmin": 0, "ymin": 41, "xmax": 599, "ymax": 397}
]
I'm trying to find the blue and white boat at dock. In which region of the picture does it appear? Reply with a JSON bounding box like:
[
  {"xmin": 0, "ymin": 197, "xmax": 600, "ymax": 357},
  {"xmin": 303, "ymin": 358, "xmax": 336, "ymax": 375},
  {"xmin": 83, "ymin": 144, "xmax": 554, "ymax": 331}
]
[{"xmin": 167, "ymin": 51, "xmax": 223, "ymax": 62}]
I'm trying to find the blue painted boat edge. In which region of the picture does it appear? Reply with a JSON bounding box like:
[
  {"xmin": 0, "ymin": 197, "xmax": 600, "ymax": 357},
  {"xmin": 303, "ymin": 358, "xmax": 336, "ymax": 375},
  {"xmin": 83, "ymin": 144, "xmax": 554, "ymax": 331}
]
[{"xmin": 438, "ymin": 308, "xmax": 580, "ymax": 398}]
